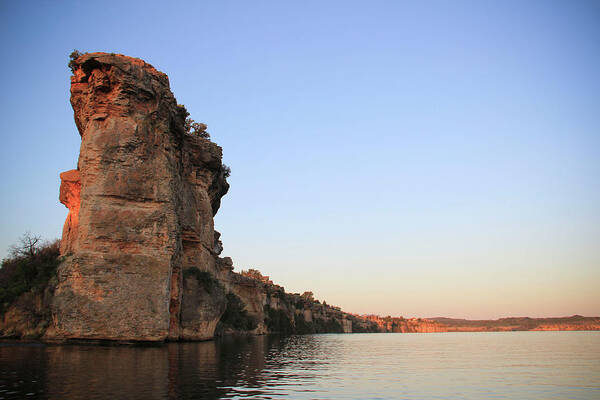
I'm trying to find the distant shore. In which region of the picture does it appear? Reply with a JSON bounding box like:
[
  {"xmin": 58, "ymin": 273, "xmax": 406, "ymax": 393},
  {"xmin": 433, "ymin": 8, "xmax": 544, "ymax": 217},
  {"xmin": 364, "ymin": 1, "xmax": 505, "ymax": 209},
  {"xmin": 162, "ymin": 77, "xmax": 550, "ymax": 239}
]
[{"xmin": 359, "ymin": 314, "xmax": 600, "ymax": 333}]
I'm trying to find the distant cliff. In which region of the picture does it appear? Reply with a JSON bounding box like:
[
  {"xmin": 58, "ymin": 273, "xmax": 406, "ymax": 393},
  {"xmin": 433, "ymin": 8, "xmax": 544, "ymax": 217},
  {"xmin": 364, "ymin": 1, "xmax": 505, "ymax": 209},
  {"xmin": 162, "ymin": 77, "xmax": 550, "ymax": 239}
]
[
  {"xmin": 361, "ymin": 315, "xmax": 600, "ymax": 332},
  {"xmin": 427, "ymin": 315, "xmax": 600, "ymax": 332}
]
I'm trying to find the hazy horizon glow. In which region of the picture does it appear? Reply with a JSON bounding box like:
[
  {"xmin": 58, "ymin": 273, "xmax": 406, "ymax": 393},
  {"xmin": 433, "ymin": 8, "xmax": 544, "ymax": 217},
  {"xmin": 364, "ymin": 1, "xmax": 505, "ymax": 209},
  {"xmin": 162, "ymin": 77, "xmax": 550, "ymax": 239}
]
[{"xmin": 0, "ymin": 1, "xmax": 598, "ymax": 319}]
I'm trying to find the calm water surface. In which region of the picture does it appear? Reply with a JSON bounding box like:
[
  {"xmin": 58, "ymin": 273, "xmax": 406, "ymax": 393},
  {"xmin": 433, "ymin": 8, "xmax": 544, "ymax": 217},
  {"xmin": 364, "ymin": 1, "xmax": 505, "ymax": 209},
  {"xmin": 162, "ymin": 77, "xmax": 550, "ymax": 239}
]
[{"xmin": 1, "ymin": 331, "xmax": 598, "ymax": 399}]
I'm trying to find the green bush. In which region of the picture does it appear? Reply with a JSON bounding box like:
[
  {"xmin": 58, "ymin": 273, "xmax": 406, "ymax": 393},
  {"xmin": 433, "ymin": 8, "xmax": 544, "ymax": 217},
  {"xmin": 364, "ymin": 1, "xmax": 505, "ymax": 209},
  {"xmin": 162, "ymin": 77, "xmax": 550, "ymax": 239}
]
[
  {"xmin": 183, "ymin": 267, "xmax": 221, "ymax": 294},
  {"xmin": 313, "ymin": 317, "xmax": 343, "ymax": 333},
  {"xmin": 177, "ymin": 104, "xmax": 211, "ymax": 139},
  {"xmin": 220, "ymin": 292, "xmax": 257, "ymax": 331},
  {"xmin": 294, "ymin": 312, "xmax": 315, "ymax": 334},
  {"xmin": 264, "ymin": 305, "xmax": 294, "ymax": 334},
  {"xmin": 325, "ymin": 318, "xmax": 343, "ymax": 332},
  {"xmin": 0, "ymin": 235, "xmax": 60, "ymax": 314},
  {"xmin": 222, "ymin": 164, "xmax": 231, "ymax": 178},
  {"xmin": 68, "ymin": 50, "xmax": 83, "ymax": 72}
]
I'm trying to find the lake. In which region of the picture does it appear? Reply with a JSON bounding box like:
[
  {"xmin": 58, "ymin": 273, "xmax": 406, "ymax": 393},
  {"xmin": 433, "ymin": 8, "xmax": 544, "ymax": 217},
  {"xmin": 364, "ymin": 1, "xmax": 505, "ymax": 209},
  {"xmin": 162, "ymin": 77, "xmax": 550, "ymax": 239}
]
[{"xmin": 1, "ymin": 331, "xmax": 598, "ymax": 399}]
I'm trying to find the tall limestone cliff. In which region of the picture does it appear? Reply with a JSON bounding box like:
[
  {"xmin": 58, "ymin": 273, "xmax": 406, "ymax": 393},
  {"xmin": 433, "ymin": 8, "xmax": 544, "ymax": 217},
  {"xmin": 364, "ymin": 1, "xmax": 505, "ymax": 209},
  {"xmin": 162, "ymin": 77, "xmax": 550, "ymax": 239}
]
[{"xmin": 50, "ymin": 53, "xmax": 230, "ymax": 341}]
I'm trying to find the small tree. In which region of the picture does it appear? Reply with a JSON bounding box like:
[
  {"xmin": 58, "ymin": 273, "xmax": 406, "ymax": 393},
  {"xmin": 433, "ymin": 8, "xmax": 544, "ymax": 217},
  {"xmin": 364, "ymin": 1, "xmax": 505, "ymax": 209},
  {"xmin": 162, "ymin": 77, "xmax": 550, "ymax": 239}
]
[
  {"xmin": 223, "ymin": 164, "xmax": 231, "ymax": 178},
  {"xmin": 220, "ymin": 292, "xmax": 257, "ymax": 331},
  {"xmin": 178, "ymin": 104, "xmax": 210, "ymax": 139},
  {"xmin": 68, "ymin": 50, "xmax": 83, "ymax": 72},
  {"xmin": 9, "ymin": 232, "xmax": 42, "ymax": 258},
  {"xmin": 241, "ymin": 268, "xmax": 265, "ymax": 281},
  {"xmin": 0, "ymin": 234, "xmax": 60, "ymax": 313},
  {"xmin": 183, "ymin": 117, "xmax": 210, "ymax": 139},
  {"xmin": 301, "ymin": 291, "xmax": 314, "ymax": 302},
  {"xmin": 190, "ymin": 121, "xmax": 210, "ymax": 139}
]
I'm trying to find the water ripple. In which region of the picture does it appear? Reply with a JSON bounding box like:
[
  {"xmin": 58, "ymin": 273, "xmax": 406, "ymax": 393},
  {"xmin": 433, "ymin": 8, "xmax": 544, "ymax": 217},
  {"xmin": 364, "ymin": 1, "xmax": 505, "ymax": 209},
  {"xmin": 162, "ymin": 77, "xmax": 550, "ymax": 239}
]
[{"xmin": 0, "ymin": 332, "xmax": 599, "ymax": 399}]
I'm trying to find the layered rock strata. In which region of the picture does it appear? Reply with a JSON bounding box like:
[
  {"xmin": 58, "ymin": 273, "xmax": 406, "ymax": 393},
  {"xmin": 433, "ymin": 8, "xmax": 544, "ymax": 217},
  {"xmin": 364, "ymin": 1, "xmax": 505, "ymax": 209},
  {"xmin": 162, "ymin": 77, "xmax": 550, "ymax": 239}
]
[{"xmin": 50, "ymin": 53, "xmax": 229, "ymax": 341}]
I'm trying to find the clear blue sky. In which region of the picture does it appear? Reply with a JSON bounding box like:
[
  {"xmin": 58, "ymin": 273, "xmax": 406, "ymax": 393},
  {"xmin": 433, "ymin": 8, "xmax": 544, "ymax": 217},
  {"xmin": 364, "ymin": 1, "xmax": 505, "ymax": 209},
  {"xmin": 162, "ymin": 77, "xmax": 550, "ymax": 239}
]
[{"xmin": 1, "ymin": 0, "xmax": 598, "ymax": 319}]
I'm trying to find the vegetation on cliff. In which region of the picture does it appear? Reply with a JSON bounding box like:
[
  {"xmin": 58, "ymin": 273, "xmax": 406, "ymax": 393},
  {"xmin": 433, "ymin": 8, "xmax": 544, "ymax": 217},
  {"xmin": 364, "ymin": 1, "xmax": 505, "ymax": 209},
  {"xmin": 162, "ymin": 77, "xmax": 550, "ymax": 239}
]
[
  {"xmin": 257, "ymin": 283, "xmax": 354, "ymax": 334},
  {"xmin": 176, "ymin": 103, "xmax": 211, "ymax": 139},
  {"xmin": 0, "ymin": 234, "xmax": 60, "ymax": 314},
  {"xmin": 183, "ymin": 268, "xmax": 221, "ymax": 294},
  {"xmin": 264, "ymin": 304, "xmax": 294, "ymax": 334},
  {"xmin": 183, "ymin": 268, "xmax": 258, "ymax": 333},
  {"xmin": 68, "ymin": 49, "xmax": 84, "ymax": 72},
  {"xmin": 220, "ymin": 292, "xmax": 258, "ymax": 331},
  {"xmin": 176, "ymin": 103, "xmax": 231, "ymax": 178}
]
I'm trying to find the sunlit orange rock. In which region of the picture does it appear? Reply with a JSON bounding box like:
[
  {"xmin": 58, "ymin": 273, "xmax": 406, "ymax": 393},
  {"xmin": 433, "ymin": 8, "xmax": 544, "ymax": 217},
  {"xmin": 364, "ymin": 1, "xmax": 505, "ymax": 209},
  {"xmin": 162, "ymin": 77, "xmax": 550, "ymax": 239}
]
[
  {"xmin": 355, "ymin": 314, "xmax": 600, "ymax": 333},
  {"xmin": 59, "ymin": 169, "xmax": 80, "ymax": 255}
]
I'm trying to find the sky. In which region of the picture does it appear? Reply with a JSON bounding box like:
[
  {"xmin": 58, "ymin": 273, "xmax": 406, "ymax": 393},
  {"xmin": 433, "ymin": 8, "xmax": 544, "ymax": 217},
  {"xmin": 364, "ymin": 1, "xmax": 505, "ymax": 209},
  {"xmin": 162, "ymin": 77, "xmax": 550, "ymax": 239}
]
[{"xmin": 0, "ymin": 0, "xmax": 598, "ymax": 319}]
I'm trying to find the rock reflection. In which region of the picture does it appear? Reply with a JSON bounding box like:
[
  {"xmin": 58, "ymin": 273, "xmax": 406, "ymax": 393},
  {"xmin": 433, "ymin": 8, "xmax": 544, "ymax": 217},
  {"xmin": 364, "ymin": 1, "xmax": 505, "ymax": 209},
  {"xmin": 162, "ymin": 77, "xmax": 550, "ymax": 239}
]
[
  {"xmin": 45, "ymin": 344, "xmax": 169, "ymax": 400},
  {"xmin": 167, "ymin": 335, "xmax": 322, "ymax": 398},
  {"xmin": 0, "ymin": 335, "xmax": 325, "ymax": 399},
  {"xmin": 0, "ymin": 344, "xmax": 48, "ymax": 399}
]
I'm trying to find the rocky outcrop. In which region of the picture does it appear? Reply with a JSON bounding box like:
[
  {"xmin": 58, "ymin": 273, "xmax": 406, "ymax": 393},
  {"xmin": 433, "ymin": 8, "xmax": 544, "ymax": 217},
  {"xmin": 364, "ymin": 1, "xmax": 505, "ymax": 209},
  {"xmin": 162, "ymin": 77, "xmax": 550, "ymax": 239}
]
[{"xmin": 49, "ymin": 53, "xmax": 230, "ymax": 341}]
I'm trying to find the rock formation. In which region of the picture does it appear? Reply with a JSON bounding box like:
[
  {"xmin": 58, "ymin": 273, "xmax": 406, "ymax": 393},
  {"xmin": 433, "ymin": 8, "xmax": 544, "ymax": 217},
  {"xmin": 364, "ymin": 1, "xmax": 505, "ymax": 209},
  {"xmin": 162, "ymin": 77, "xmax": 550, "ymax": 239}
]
[
  {"xmin": 46, "ymin": 52, "xmax": 368, "ymax": 342},
  {"xmin": 50, "ymin": 53, "xmax": 229, "ymax": 341},
  {"xmin": 2, "ymin": 52, "xmax": 598, "ymax": 341}
]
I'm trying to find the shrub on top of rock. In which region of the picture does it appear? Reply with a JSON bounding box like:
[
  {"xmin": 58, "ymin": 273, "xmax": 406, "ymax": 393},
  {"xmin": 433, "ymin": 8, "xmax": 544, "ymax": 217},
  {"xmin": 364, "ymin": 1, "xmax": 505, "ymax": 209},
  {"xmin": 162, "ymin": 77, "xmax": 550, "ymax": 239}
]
[
  {"xmin": 189, "ymin": 121, "xmax": 210, "ymax": 139},
  {"xmin": 223, "ymin": 164, "xmax": 231, "ymax": 178},
  {"xmin": 176, "ymin": 104, "xmax": 232, "ymax": 178},
  {"xmin": 68, "ymin": 50, "xmax": 84, "ymax": 72},
  {"xmin": 177, "ymin": 104, "xmax": 211, "ymax": 139}
]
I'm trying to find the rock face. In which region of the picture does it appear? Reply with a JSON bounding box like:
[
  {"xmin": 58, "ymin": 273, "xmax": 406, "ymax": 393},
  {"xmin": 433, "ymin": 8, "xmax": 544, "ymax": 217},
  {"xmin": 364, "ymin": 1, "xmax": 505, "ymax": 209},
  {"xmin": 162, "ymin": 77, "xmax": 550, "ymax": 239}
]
[{"xmin": 50, "ymin": 53, "xmax": 229, "ymax": 341}]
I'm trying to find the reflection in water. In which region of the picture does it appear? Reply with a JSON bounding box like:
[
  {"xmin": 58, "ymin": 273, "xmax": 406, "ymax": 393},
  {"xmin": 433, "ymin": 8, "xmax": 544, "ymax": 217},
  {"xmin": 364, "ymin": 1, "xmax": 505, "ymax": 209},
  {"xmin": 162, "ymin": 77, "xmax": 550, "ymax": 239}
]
[
  {"xmin": 167, "ymin": 336, "xmax": 271, "ymax": 399},
  {"xmin": 0, "ymin": 336, "xmax": 325, "ymax": 399},
  {"xmin": 0, "ymin": 343, "xmax": 48, "ymax": 398},
  {"xmin": 1, "ymin": 332, "xmax": 599, "ymax": 399}
]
